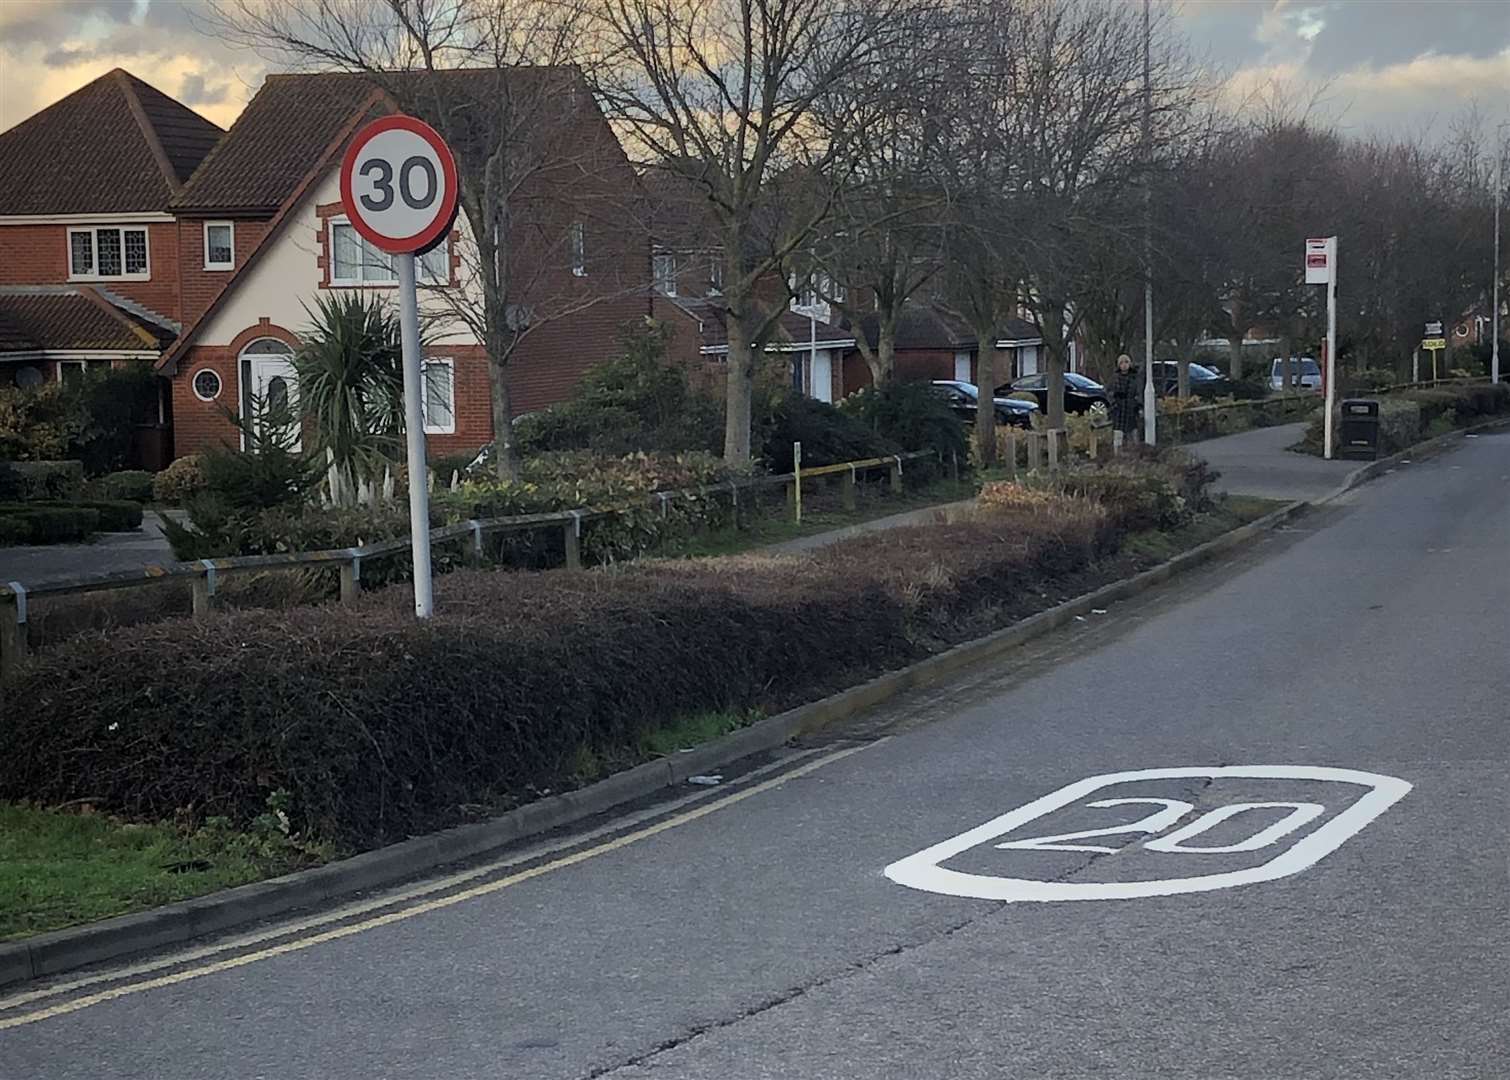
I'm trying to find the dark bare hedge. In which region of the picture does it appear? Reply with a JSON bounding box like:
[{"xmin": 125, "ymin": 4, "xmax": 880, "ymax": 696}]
[{"xmin": 0, "ymin": 454, "xmax": 1212, "ymax": 849}]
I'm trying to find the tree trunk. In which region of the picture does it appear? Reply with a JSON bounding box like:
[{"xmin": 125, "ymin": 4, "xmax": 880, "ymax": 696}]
[
  {"xmin": 724, "ymin": 330, "xmax": 756, "ymax": 466},
  {"xmin": 1227, "ymin": 297, "xmax": 1244, "ymax": 381},
  {"xmin": 972, "ymin": 335, "xmax": 997, "ymax": 467},
  {"xmin": 1177, "ymin": 337, "xmax": 1193, "ymax": 398},
  {"xmin": 487, "ymin": 350, "xmax": 519, "ymax": 483},
  {"xmin": 875, "ymin": 318, "xmax": 897, "ymax": 385},
  {"xmin": 1045, "ymin": 342, "xmax": 1066, "ymax": 430}
]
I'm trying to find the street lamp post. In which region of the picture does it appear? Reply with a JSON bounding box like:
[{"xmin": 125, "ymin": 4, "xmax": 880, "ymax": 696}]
[
  {"xmin": 1142, "ymin": 0, "xmax": 1157, "ymax": 446},
  {"xmin": 1494, "ymin": 125, "xmax": 1504, "ymax": 385}
]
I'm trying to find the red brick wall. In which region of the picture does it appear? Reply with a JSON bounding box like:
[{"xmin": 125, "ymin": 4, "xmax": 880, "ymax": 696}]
[
  {"xmin": 172, "ymin": 346, "xmax": 244, "ymax": 456},
  {"xmin": 0, "ymin": 222, "xmax": 182, "ymax": 322},
  {"xmin": 175, "ymin": 218, "xmax": 270, "ymax": 327},
  {"xmin": 842, "ymin": 348, "xmax": 961, "ymax": 396}
]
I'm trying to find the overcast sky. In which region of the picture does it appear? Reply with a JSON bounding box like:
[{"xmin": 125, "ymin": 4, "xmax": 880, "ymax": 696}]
[{"xmin": 2, "ymin": 0, "xmax": 1507, "ymax": 140}]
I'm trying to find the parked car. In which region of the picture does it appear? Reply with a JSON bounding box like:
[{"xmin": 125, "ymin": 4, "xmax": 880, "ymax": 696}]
[
  {"xmin": 1270, "ymin": 357, "xmax": 1322, "ymax": 392},
  {"xmin": 997, "ymin": 372, "xmax": 1109, "ymax": 419},
  {"xmin": 1151, "ymin": 360, "xmax": 1231, "ymax": 399},
  {"xmin": 930, "ymin": 380, "xmax": 1039, "ymax": 428}
]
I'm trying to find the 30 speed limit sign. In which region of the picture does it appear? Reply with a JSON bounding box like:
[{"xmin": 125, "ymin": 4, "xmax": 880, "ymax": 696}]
[
  {"xmin": 339, "ymin": 115, "xmax": 458, "ymax": 254},
  {"xmin": 339, "ymin": 115, "xmax": 460, "ymax": 621}
]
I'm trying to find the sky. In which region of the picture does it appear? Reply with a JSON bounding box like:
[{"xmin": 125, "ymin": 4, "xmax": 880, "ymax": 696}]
[{"xmin": 1, "ymin": 0, "xmax": 1508, "ymax": 140}]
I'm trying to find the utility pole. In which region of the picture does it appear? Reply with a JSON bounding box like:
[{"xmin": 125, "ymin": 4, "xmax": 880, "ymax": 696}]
[
  {"xmin": 1142, "ymin": 0, "xmax": 1157, "ymax": 446},
  {"xmin": 1495, "ymin": 125, "xmax": 1504, "ymax": 384}
]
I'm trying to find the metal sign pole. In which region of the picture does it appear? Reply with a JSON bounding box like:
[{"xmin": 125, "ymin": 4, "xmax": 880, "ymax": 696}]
[
  {"xmin": 1323, "ymin": 236, "xmax": 1338, "ymax": 461},
  {"xmin": 397, "ymin": 252, "xmax": 435, "ymax": 618}
]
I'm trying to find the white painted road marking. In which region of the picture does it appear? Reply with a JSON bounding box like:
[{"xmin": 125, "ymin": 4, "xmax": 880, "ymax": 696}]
[{"xmin": 884, "ymin": 766, "xmax": 1410, "ymax": 902}]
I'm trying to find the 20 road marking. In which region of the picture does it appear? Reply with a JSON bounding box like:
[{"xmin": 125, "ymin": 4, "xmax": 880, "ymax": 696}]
[{"xmin": 0, "ymin": 743, "xmax": 877, "ymax": 1031}]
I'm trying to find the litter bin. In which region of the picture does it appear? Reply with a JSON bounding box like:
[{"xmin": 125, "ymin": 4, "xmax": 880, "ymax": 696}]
[{"xmin": 1338, "ymin": 398, "xmax": 1380, "ymax": 460}]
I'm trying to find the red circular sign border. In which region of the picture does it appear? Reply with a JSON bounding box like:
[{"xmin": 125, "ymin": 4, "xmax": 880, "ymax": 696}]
[{"xmin": 339, "ymin": 115, "xmax": 459, "ymax": 255}]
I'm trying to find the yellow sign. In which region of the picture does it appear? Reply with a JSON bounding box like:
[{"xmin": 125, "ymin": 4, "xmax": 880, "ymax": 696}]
[{"xmin": 1420, "ymin": 337, "xmax": 1446, "ymax": 350}]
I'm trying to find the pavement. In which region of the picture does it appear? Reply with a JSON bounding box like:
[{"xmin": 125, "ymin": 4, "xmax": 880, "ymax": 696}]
[
  {"xmin": 763, "ymin": 499, "xmax": 977, "ymax": 553},
  {"xmin": 1190, "ymin": 421, "xmax": 1354, "ymax": 501},
  {"xmin": 0, "ymin": 512, "xmax": 176, "ymax": 586},
  {"xmin": 3, "ymin": 434, "xmax": 1508, "ymax": 1078}
]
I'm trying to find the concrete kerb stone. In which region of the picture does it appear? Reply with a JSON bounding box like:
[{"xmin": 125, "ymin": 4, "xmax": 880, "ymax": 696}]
[
  {"xmin": 1317, "ymin": 415, "xmax": 1510, "ymax": 506},
  {"xmin": 0, "ymin": 497, "xmax": 1311, "ymax": 990}
]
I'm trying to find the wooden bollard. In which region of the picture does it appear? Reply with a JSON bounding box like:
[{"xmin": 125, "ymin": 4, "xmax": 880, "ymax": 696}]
[
  {"xmin": 888, "ymin": 456, "xmax": 903, "ymax": 494},
  {"xmin": 1027, "ymin": 431, "xmax": 1044, "ymax": 472},
  {"xmin": 339, "ymin": 555, "xmax": 362, "ymax": 603},
  {"xmin": 466, "ymin": 520, "xmax": 484, "ymax": 568},
  {"xmin": 1047, "ymin": 428, "xmax": 1063, "ymax": 473},
  {"xmin": 563, "ymin": 513, "xmax": 583, "ymax": 570},
  {"xmin": 0, "ymin": 587, "xmax": 27, "ymax": 680},
  {"xmin": 841, "ymin": 466, "xmax": 858, "ymax": 510},
  {"xmin": 191, "ymin": 560, "xmax": 218, "ymax": 617}
]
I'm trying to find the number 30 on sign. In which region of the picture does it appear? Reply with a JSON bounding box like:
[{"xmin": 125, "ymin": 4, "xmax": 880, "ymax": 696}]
[{"xmin": 339, "ymin": 115, "xmax": 459, "ymax": 255}]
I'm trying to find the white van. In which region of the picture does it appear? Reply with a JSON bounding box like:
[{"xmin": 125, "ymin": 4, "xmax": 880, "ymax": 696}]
[{"xmin": 1270, "ymin": 357, "xmax": 1322, "ymax": 392}]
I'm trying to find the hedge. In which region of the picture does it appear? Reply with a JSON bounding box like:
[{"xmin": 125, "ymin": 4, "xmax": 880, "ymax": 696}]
[
  {"xmin": 26, "ymin": 499, "xmax": 142, "ymax": 532},
  {"xmin": 0, "ymin": 455, "xmax": 1213, "ymax": 849},
  {"xmin": 87, "ymin": 470, "xmax": 155, "ymax": 503},
  {"xmin": 2, "ymin": 460, "xmax": 84, "ymax": 501},
  {"xmin": 1297, "ymin": 381, "xmax": 1510, "ymax": 456},
  {"xmin": 0, "ymin": 505, "xmax": 99, "ymax": 545}
]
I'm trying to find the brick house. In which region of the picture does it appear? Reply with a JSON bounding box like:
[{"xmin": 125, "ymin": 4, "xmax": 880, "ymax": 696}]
[
  {"xmin": 0, "ymin": 69, "xmax": 221, "ymax": 463},
  {"xmin": 159, "ymin": 68, "xmax": 648, "ymax": 460}
]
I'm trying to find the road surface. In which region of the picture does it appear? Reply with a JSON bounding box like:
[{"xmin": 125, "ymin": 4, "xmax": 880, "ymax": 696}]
[{"xmin": 3, "ymin": 434, "xmax": 1506, "ymax": 1079}]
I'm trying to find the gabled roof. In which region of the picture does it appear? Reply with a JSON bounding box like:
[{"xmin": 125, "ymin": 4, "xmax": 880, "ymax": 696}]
[
  {"xmin": 0, "ymin": 69, "xmax": 223, "ymax": 216},
  {"xmin": 0, "ymin": 286, "xmax": 174, "ymax": 355},
  {"xmin": 172, "ymin": 67, "xmax": 585, "ymax": 215},
  {"xmin": 691, "ymin": 298, "xmax": 856, "ymax": 353}
]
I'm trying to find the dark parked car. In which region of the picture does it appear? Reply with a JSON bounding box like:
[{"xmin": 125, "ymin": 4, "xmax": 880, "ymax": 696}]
[
  {"xmin": 997, "ymin": 372, "xmax": 1109, "ymax": 420},
  {"xmin": 930, "ymin": 380, "xmax": 1039, "ymax": 428},
  {"xmin": 1151, "ymin": 360, "xmax": 1231, "ymax": 399}
]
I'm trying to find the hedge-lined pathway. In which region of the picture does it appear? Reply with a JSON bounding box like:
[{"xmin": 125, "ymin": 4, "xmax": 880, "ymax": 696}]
[
  {"xmin": 0, "ymin": 512, "xmax": 176, "ymax": 586},
  {"xmin": 1191, "ymin": 421, "xmax": 1353, "ymax": 501}
]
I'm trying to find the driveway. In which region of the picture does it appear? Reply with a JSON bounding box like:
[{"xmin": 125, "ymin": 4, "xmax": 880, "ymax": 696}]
[{"xmin": 0, "ymin": 511, "xmax": 177, "ymax": 587}]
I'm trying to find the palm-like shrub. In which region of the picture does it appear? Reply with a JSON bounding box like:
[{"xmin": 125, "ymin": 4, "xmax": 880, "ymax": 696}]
[{"xmin": 293, "ymin": 294, "xmax": 405, "ymax": 506}]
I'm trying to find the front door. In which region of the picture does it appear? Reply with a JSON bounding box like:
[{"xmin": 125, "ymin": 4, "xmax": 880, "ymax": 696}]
[{"xmin": 240, "ymin": 340, "xmax": 300, "ymax": 452}]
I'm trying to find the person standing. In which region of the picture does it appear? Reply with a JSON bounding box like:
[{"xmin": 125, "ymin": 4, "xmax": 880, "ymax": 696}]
[{"xmin": 1110, "ymin": 353, "xmax": 1142, "ymax": 453}]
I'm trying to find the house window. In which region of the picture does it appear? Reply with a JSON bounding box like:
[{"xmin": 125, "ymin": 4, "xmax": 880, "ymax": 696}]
[
  {"xmin": 192, "ymin": 368, "xmax": 223, "ymax": 402},
  {"xmin": 421, "ymin": 358, "xmax": 456, "ymax": 434},
  {"xmin": 57, "ymin": 360, "xmax": 88, "ymax": 386},
  {"xmin": 204, "ymin": 222, "xmax": 235, "ymax": 270},
  {"xmin": 569, "ymin": 222, "xmax": 586, "ymax": 276},
  {"xmin": 330, "ymin": 219, "xmax": 448, "ymax": 285},
  {"xmin": 653, "ymin": 253, "xmax": 677, "ymax": 295},
  {"xmin": 68, "ymin": 226, "xmax": 149, "ymax": 280}
]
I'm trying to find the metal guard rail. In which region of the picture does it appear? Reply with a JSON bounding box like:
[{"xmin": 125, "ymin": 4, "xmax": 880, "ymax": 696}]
[{"xmin": 0, "ymin": 450, "xmax": 935, "ymax": 677}]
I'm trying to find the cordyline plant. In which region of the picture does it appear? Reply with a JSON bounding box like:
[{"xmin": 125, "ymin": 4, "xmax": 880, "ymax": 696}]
[{"xmin": 292, "ymin": 293, "xmax": 406, "ymax": 508}]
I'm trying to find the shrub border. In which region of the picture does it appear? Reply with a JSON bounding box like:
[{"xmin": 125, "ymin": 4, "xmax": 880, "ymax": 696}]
[
  {"xmin": 0, "ymin": 494, "xmax": 1310, "ymax": 989},
  {"xmin": 8, "ymin": 423, "xmax": 1503, "ymax": 988}
]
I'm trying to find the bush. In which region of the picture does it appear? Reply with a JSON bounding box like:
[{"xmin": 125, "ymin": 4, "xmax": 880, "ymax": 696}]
[
  {"xmin": 756, "ymin": 390, "xmax": 896, "ymax": 472},
  {"xmin": 67, "ymin": 366, "xmax": 160, "ymax": 475},
  {"xmin": 0, "ymin": 384, "xmax": 79, "ymax": 462},
  {"xmin": 87, "ymin": 470, "xmax": 154, "ymax": 503},
  {"xmin": 196, "ymin": 445, "xmax": 318, "ymax": 513},
  {"xmin": 0, "ymin": 485, "xmax": 1123, "ymax": 849},
  {"xmin": 0, "ymin": 505, "xmax": 99, "ymax": 545},
  {"xmin": 1343, "ymin": 368, "xmax": 1397, "ymax": 393},
  {"xmin": 515, "ymin": 321, "xmax": 722, "ymax": 457},
  {"xmin": 0, "ymin": 517, "xmax": 32, "ymax": 545},
  {"xmin": 153, "ymin": 455, "xmax": 206, "ymax": 504},
  {"xmin": 22, "ymin": 499, "xmax": 142, "ymax": 532},
  {"xmin": 840, "ymin": 380, "xmax": 968, "ymax": 468},
  {"xmin": 427, "ymin": 451, "xmax": 479, "ymax": 487},
  {"xmin": 4, "ymin": 460, "xmax": 85, "ymax": 501},
  {"xmin": 0, "ymin": 463, "xmax": 20, "ymax": 502}
]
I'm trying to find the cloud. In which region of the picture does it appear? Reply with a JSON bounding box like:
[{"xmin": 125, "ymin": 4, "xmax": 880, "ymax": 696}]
[{"xmin": 178, "ymin": 72, "xmax": 230, "ymax": 107}]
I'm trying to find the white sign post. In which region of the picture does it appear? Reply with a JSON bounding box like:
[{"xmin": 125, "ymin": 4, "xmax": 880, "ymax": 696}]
[
  {"xmin": 340, "ymin": 116, "xmax": 460, "ymax": 619},
  {"xmin": 1306, "ymin": 237, "xmax": 1339, "ymax": 459}
]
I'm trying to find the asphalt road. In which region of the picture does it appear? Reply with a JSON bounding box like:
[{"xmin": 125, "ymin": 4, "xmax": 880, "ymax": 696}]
[{"xmin": 3, "ymin": 434, "xmax": 1507, "ymax": 1079}]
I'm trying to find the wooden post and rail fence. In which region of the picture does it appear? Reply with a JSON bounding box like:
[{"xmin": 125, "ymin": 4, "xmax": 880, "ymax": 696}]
[{"xmin": 0, "ymin": 450, "xmax": 934, "ymax": 679}]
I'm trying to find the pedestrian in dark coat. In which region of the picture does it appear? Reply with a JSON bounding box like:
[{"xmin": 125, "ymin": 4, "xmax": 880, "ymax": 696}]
[{"xmin": 1109, "ymin": 353, "xmax": 1141, "ymax": 452}]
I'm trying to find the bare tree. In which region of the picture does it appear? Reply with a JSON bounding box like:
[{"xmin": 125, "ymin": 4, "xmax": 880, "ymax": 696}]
[
  {"xmin": 207, "ymin": 0, "xmax": 638, "ymax": 482},
  {"xmin": 588, "ymin": 0, "xmax": 922, "ymax": 465}
]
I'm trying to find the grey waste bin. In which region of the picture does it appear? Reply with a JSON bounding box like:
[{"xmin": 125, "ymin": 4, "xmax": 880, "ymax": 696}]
[{"xmin": 1338, "ymin": 398, "xmax": 1379, "ymax": 460}]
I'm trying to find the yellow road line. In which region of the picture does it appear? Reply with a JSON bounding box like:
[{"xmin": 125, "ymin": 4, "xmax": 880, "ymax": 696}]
[
  {"xmin": 0, "ymin": 742, "xmax": 876, "ymax": 1032},
  {"xmin": 0, "ymin": 749, "xmax": 831, "ymax": 1015}
]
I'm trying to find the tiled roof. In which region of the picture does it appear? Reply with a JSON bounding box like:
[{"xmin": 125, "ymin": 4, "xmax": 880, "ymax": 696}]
[
  {"xmin": 172, "ymin": 67, "xmax": 583, "ymax": 214},
  {"xmin": 690, "ymin": 299, "xmax": 856, "ymax": 351},
  {"xmin": 0, "ymin": 69, "xmax": 223, "ymax": 215},
  {"xmin": 0, "ymin": 287, "xmax": 173, "ymax": 354}
]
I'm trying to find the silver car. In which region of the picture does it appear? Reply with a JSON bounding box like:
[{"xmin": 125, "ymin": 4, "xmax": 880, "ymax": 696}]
[{"xmin": 1270, "ymin": 357, "xmax": 1321, "ymax": 392}]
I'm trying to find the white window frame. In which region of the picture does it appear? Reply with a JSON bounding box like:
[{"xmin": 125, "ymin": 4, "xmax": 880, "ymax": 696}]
[
  {"xmin": 203, "ymin": 221, "xmax": 235, "ymax": 271},
  {"xmin": 653, "ymin": 252, "xmax": 677, "ymax": 295},
  {"xmin": 56, "ymin": 359, "xmax": 88, "ymax": 384},
  {"xmin": 569, "ymin": 222, "xmax": 586, "ymax": 277},
  {"xmin": 191, "ymin": 367, "xmax": 223, "ymax": 402},
  {"xmin": 67, "ymin": 225, "xmax": 150, "ymax": 281},
  {"xmin": 420, "ymin": 357, "xmax": 456, "ymax": 435},
  {"xmin": 329, "ymin": 216, "xmax": 449, "ymax": 287}
]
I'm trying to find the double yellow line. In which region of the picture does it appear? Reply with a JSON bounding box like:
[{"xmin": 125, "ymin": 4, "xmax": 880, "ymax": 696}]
[{"xmin": 0, "ymin": 741, "xmax": 876, "ymax": 1031}]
